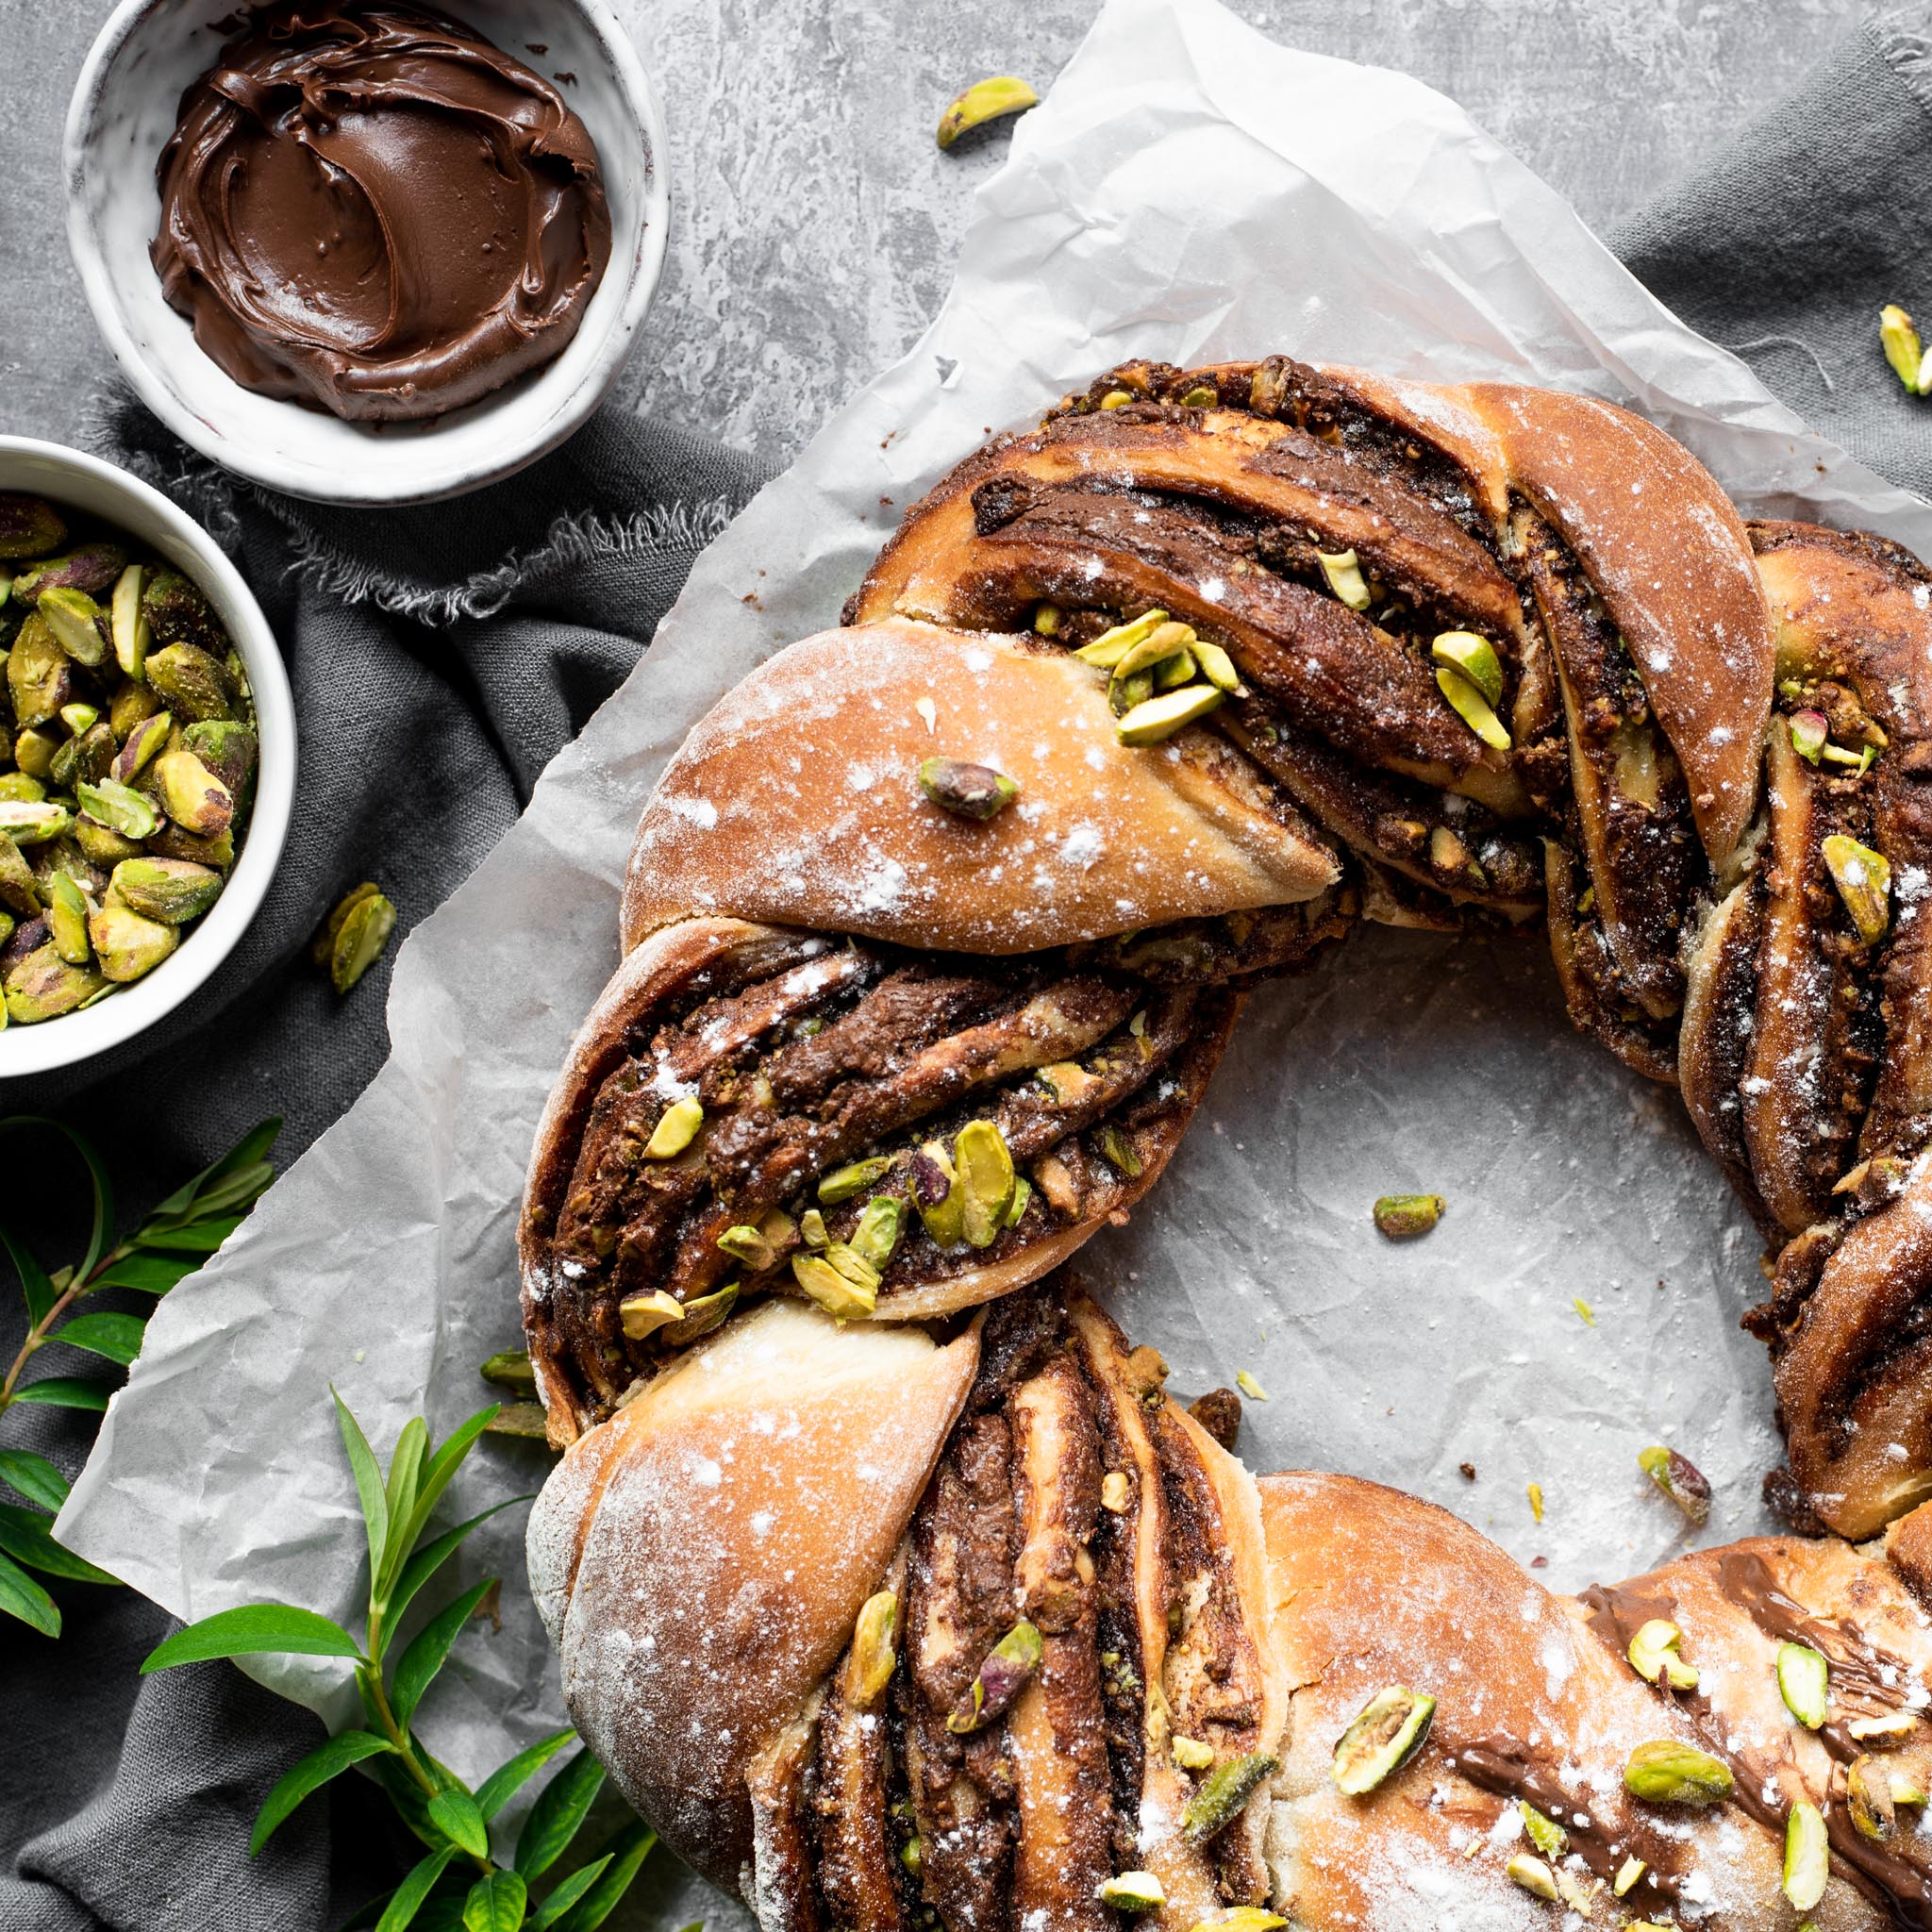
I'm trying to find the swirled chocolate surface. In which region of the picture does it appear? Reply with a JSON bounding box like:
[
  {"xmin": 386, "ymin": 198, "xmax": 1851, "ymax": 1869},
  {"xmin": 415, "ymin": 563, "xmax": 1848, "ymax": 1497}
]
[{"xmin": 153, "ymin": 2, "xmax": 612, "ymax": 423}]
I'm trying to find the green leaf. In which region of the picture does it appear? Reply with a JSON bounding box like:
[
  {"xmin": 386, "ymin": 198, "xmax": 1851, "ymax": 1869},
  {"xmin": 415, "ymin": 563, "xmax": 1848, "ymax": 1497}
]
[
  {"xmin": 426, "ymin": 1786, "xmax": 489, "ymax": 1860},
  {"xmin": 527, "ymin": 1858, "xmax": 611, "ymax": 1932},
  {"xmin": 383, "ymin": 1417, "xmax": 430, "ymax": 1581},
  {"xmin": 182, "ymin": 1160, "xmax": 276, "ymax": 1221},
  {"xmin": 333, "ymin": 1390, "xmax": 390, "ymax": 1596},
  {"xmin": 393, "ymin": 1407, "xmax": 501, "ymax": 1566},
  {"xmin": 13, "ymin": 1376, "xmax": 108, "ymax": 1411},
  {"xmin": 249, "ymin": 1728, "xmax": 394, "ymax": 1855},
  {"xmin": 0, "ymin": 1223, "xmax": 57, "ymax": 1329},
  {"xmin": 475, "ymin": 1727, "xmax": 577, "ymax": 1822},
  {"xmin": 0, "ymin": 1547, "xmax": 58, "ymax": 1635},
  {"xmin": 374, "ymin": 1847, "xmax": 458, "ymax": 1932},
  {"xmin": 0, "ymin": 1507, "xmax": 118, "ymax": 1583},
  {"xmin": 140, "ymin": 1217, "xmax": 243, "ymax": 1254},
  {"xmin": 388, "ymin": 1497, "xmax": 531, "ymax": 1630},
  {"xmin": 461, "ymin": 1871, "xmax": 526, "ymax": 1932},
  {"xmin": 144, "ymin": 1117, "xmax": 281, "ymax": 1223},
  {"xmin": 369, "ymin": 1748, "xmax": 441, "ymax": 1854},
  {"xmin": 552, "ymin": 1822, "xmax": 654, "ymax": 1932},
  {"xmin": 89, "ymin": 1253, "xmax": 196, "ymax": 1296},
  {"xmin": 52, "ymin": 1310, "xmax": 146, "ymax": 1367},
  {"xmin": 142, "ymin": 1603, "xmax": 363, "ymax": 1673},
  {"xmin": 514, "ymin": 1749, "xmax": 607, "ymax": 1878},
  {"xmin": 392, "ymin": 1578, "xmax": 494, "ymax": 1730},
  {"xmin": 0, "ymin": 1448, "xmax": 69, "ymax": 1511}
]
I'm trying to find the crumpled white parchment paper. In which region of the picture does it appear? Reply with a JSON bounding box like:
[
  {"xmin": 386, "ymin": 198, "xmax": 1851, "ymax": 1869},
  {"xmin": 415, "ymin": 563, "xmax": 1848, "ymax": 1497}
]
[{"xmin": 58, "ymin": 0, "xmax": 1932, "ymax": 1924}]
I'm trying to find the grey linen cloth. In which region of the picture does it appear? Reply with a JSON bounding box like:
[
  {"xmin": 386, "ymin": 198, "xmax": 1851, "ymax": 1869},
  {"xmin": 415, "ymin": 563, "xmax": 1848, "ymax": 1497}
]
[{"xmin": 10, "ymin": 8, "xmax": 1932, "ymax": 1926}]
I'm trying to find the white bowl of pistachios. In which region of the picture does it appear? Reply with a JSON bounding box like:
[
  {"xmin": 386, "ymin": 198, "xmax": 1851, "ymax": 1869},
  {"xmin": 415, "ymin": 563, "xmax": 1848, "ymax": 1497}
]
[{"xmin": 0, "ymin": 437, "xmax": 293, "ymax": 1076}]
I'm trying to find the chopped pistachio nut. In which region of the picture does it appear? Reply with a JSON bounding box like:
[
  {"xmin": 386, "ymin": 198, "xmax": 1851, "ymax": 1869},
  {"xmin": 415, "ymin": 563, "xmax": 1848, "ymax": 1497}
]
[
  {"xmin": 1099, "ymin": 389, "xmax": 1133, "ymax": 410},
  {"xmin": 38, "ymin": 588, "xmax": 109, "ymax": 668},
  {"xmin": 1891, "ymin": 1763, "xmax": 1930, "ymax": 1807},
  {"xmin": 1613, "ymin": 1855, "xmax": 1647, "ymax": 1897},
  {"xmin": 846, "ymin": 1590, "xmax": 898, "ymax": 1708},
  {"xmin": 717, "ymin": 1223, "xmax": 779, "ymax": 1272},
  {"xmin": 1848, "ymin": 1753, "xmax": 1897, "ymax": 1841},
  {"xmin": 110, "ymin": 565, "xmax": 149, "ymax": 678},
  {"xmin": 1373, "ymin": 1192, "xmax": 1442, "ymax": 1238},
  {"xmin": 1095, "ymin": 1873, "xmax": 1166, "ymax": 1913},
  {"xmin": 791, "ymin": 1250, "xmax": 877, "ymax": 1321},
  {"xmin": 1627, "ymin": 1619, "xmax": 1699, "ymax": 1691},
  {"xmin": 1505, "ymin": 1854, "xmax": 1557, "ymax": 1902},
  {"xmin": 1776, "ymin": 1641, "xmax": 1829, "ymax": 1730},
  {"xmin": 819, "ymin": 1155, "xmax": 893, "ymax": 1205},
  {"xmin": 1100, "ymin": 1470, "xmax": 1132, "ymax": 1513},
  {"xmin": 76, "ymin": 777, "xmax": 160, "ymax": 841},
  {"xmin": 618, "ymin": 1291, "xmax": 685, "ymax": 1341},
  {"xmin": 1178, "ymin": 384, "xmax": 1219, "ymax": 408},
  {"xmin": 1316, "ymin": 547, "xmax": 1373, "ymax": 611},
  {"xmin": 1330, "ymin": 1686, "xmax": 1437, "ymax": 1796},
  {"xmin": 1181, "ymin": 1751, "xmax": 1277, "ymax": 1843},
  {"xmin": 947, "ymin": 1620, "xmax": 1042, "ymax": 1733},
  {"xmin": 1823, "ymin": 833, "xmax": 1892, "ymax": 944},
  {"xmin": 5, "ymin": 943, "xmax": 109, "ymax": 1024},
  {"xmin": 1882, "ymin": 304, "xmax": 1926, "ymax": 391},
  {"xmin": 918, "ymin": 755, "xmax": 1019, "ymax": 821},
  {"xmin": 644, "ymin": 1095, "xmax": 705, "ymax": 1159},
  {"xmin": 911, "ymin": 1141, "xmax": 966, "ymax": 1246},
  {"xmin": 45, "ymin": 872, "xmax": 92, "ymax": 967},
  {"xmin": 1518, "ymin": 1802, "xmax": 1567, "ymax": 1859},
  {"xmin": 1622, "ymin": 1740, "xmax": 1733, "ymax": 1805},
  {"xmin": 1188, "ymin": 1915, "xmax": 1287, "ymax": 1932},
  {"xmin": 1172, "ymin": 1735, "xmax": 1215, "ymax": 1771},
  {"xmin": 484, "ymin": 1400, "xmax": 548, "ymax": 1439},
  {"xmin": 1115, "ymin": 683, "xmax": 1224, "ymax": 745},
  {"xmin": 1435, "ymin": 664, "xmax": 1511, "ymax": 750},
  {"xmin": 1098, "ymin": 1124, "xmax": 1142, "ymax": 1176},
  {"xmin": 1112, "ymin": 619, "xmax": 1196, "ymax": 683},
  {"xmin": 956, "ymin": 1119, "xmax": 1017, "ymax": 1248},
  {"xmin": 1075, "ymin": 609, "xmax": 1170, "ymax": 670},
  {"xmin": 848, "ymin": 1195, "xmax": 905, "ymax": 1272},
  {"xmin": 1784, "ymin": 1800, "xmax": 1829, "ymax": 1910},
  {"xmin": 1235, "ymin": 1370, "xmax": 1268, "ymax": 1402},
  {"xmin": 1004, "ymin": 1176, "xmax": 1032, "ymax": 1228},
  {"xmin": 1191, "ymin": 639, "xmax": 1244, "ymax": 692},
  {"xmin": 1429, "ymin": 631, "xmax": 1506, "ymax": 707},
  {"xmin": 0, "ymin": 801, "xmax": 72, "ymax": 844},
  {"xmin": 323, "ymin": 885, "xmax": 395, "ymax": 994},
  {"xmin": 661, "ymin": 1282, "xmax": 739, "ymax": 1346},
  {"xmin": 1573, "ymin": 1295, "xmax": 1595, "ymax": 1326},
  {"xmin": 899, "ymin": 1837, "xmax": 924, "ymax": 1875},
  {"xmin": 1527, "ymin": 1481, "xmax": 1544, "ymax": 1524},
  {"xmin": 1848, "ymin": 1712, "xmax": 1919, "ymax": 1747},
  {"xmin": 1790, "ymin": 708, "xmax": 1829, "ymax": 762},
  {"xmin": 1033, "ymin": 602, "xmax": 1062, "ymax": 636},
  {"xmin": 800, "ymin": 1207, "xmax": 829, "ymax": 1248},
  {"xmin": 1638, "ymin": 1443, "xmax": 1712, "ymax": 1525},
  {"xmin": 58, "ymin": 702, "xmax": 99, "ymax": 737}
]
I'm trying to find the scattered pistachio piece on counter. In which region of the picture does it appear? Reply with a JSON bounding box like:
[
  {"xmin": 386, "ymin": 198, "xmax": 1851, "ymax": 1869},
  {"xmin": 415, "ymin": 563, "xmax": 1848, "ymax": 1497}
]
[
  {"xmin": 618, "ymin": 1291, "xmax": 685, "ymax": 1341},
  {"xmin": 1776, "ymin": 1641, "xmax": 1829, "ymax": 1729},
  {"xmin": 1823, "ymin": 832, "xmax": 1892, "ymax": 944},
  {"xmin": 1095, "ymin": 1873, "xmax": 1166, "ymax": 1912},
  {"xmin": 792, "ymin": 1251, "xmax": 877, "ymax": 1321},
  {"xmin": 1331, "ymin": 1687, "xmax": 1436, "ymax": 1796},
  {"xmin": 1172, "ymin": 1735, "xmax": 1215, "ymax": 1771},
  {"xmin": 1316, "ymin": 547, "xmax": 1373, "ymax": 611},
  {"xmin": 1182, "ymin": 1751, "xmax": 1278, "ymax": 1844},
  {"xmin": 1784, "ymin": 1800, "xmax": 1829, "ymax": 1910},
  {"xmin": 1849, "ymin": 1754, "xmax": 1897, "ymax": 1840},
  {"xmin": 478, "ymin": 1349, "xmax": 536, "ymax": 1392},
  {"xmin": 1429, "ymin": 631, "xmax": 1505, "ymax": 707},
  {"xmin": 1622, "ymin": 1740, "xmax": 1733, "ymax": 1805},
  {"xmin": 1505, "ymin": 1854, "xmax": 1557, "ymax": 1902},
  {"xmin": 918, "ymin": 756, "xmax": 1018, "ymax": 821},
  {"xmin": 1527, "ymin": 1481, "xmax": 1545, "ymax": 1524},
  {"xmin": 1627, "ymin": 1618, "xmax": 1699, "ymax": 1690},
  {"xmin": 1435, "ymin": 664, "xmax": 1511, "ymax": 750},
  {"xmin": 314, "ymin": 883, "xmax": 396, "ymax": 995},
  {"xmin": 1614, "ymin": 1856, "xmax": 1647, "ymax": 1897},
  {"xmin": 1638, "ymin": 1443, "xmax": 1712, "ymax": 1525},
  {"xmin": 644, "ymin": 1095, "xmax": 704, "ymax": 1159},
  {"xmin": 846, "ymin": 1590, "xmax": 898, "ymax": 1708},
  {"xmin": 1373, "ymin": 1192, "xmax": 1443, "ymax": 1239},
  {"xmin": 1573, "ymin": 1295, "xmax": 1595, "ymax": 1326},
  {"xmin": 1881, "ymin": 304, "xmax": 1927, "ymax": 391},
  {"xmin": 1790, "ymin": 708, "xmax": 1829, "ymax": 763},
  {"xmin": 957, "ymin": 1118, "xmax": 1017, "ymax": 1247},
  {"xmin": 1074, "ymin": 609, "xmax": 1168, "ymax": 670},
  {"xmin": 1235, "ymin": 1369, "xmax": 1268, "ymax": 1402},
  {"xmin": 947, "ymin": 1621, "xmax": 1042, "ymax": 1733},
  {"xmin": 935, "ymin": 75, "xmax": 1038, "ymax": 149}
]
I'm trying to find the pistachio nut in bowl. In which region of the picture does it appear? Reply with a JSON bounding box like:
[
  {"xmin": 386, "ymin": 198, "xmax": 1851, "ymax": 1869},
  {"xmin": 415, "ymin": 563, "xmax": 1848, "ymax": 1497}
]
[
  {"xmin": 64, "ymin": 0, "xmax": 668, "ymax": 505},
  {"xmin": 0, "ymin": 438, "xmax": 293, "ymax": 1077}
]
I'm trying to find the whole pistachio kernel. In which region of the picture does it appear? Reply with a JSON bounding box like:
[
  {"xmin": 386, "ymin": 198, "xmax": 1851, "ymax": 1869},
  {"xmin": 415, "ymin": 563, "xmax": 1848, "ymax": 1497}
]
[
  {"xmin": 5, "ymin": 942, "xmax": 109, "ymax": 1024},
  {"xmin": 1373, "ymin": 1192, "xmax": 1443, "ymax": 1239},
  {"xmin": 1182, "ymin": 1751, "xmax": 1277, "ymax": 1844},
  {"xmin": 1430, "ymin": 631, "xmax": 1506, "ymax": 707},
  {"xmin": 644, "ymin": 1095, "xmax": 705, "ymax": 1159},
  {"xmin": 1505, "ymin": 1855, "xmax": 1557, "ymax": 1902},
  {"xmin": 1790, "ymin": 708, "xmax": 1829, "ymax": 763},
  {"xmin": 0, "ymin": 493, "xmax": 65, "ymax": 558},
  {"xmin": 935, "ymin": 74, "xmax": 1039, "ymax": 147},
  {"xmin": 1776, "ymin": 1641, "xmax": 1830, "ymax": 1729},
  {"xmin": 1823, "ymin": 833, "xmax": 1892, "ymax": 944},
  {"xmin": 1622, "ymin": 1740, "xmax": 1733, "ymax": 1805},
  {"xmin": 1882, "ymin": 304, "xmax": 1926, "ymax": 391},
  {"xmin": 846, "ymin": 1590, "xmax": 899, "ymax": 1708},
  {"xmin": 1316, "ymin": 547, "xmax": 1374, "ymax": 611},
  {"xmin": 947, "ymin": 1621, "xmax": 1042, "ymax": 1733},
  {"xmin": 1331, "ymin": 1686, "xmax": 1437, "ymax": 1796},
  {"xmin": 791, "ymin": 1250, "xmax": 877, "ymax": 1321},
  {"xmin": 155, "ymin": 748, "xmax": 235, "ymax": 836},
  {"xmin": 89, "ymin": 901, "xmax": 179, "ymax": 983},
  {"xmin": 848, "ymin": 1195, "xmax": 905, "ymax": 1272},
  {"xmin": 1435, "ymin": 664, "xmax": 1511, "ymax": 750},
  {"xmin": 819, "ymin": 1155, "xmax": 894, "ymax": 1205},
  {"xmin": 1785, "ymin": 1800, "xmax": 1829, "ymax": 1910},
  {"xmin": 1849, "ymin": 1754, "xmax": 1897, "ymax": 1840},
  {"xmin": 1075, "ymin": 609, "xmax": 1171, "ymax": 670},
  {"xmin": 1628, "ymin": 1618, "xmax": 1700, "ymax": 1691},
  {"xmin": 325, "ymin": 886, "xmax": 395, "ymax": 993},
  {"xmin": 918, "ymin": 756, "xmax": 1019, "ymax": 822},
  {"xmin": 956, "ymin": 1118, "xmax": 1017, "ymax": 1248},
  {"xmin": 1638, "ymin": 1443, "xmax": 1712, "ymax": 1525},
  {"xmin": 1095, "ymin": 1873, "xmax": 1166, "ymax": 1912},
  {"xmin": 618, "ymin": 1290, "xmax": 685, "ymax": 1341}
]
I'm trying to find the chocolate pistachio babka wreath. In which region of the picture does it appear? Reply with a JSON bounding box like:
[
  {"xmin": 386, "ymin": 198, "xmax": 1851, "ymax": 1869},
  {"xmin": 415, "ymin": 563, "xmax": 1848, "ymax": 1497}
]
[{"xmin": 521, "ymin": 354, "xmax": 1932, "ymax": 1926}]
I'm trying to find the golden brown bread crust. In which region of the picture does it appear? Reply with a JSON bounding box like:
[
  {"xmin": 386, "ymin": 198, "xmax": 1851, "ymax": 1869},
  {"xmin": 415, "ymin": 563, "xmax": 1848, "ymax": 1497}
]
[{"xmin": 620, "ymin": 620, "xmax": 1340, "ymax": 958}]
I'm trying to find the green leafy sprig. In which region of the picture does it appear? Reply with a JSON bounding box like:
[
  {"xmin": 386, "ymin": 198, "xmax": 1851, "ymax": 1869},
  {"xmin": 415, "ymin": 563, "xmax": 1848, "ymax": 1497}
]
[
  {"xmin": 0, "ymin": 1114, "xmax": 280, "ymax": 1635},
  {"xmin": 145, "ymin": 1393, "xmax": 658, "ymax": 1932}
]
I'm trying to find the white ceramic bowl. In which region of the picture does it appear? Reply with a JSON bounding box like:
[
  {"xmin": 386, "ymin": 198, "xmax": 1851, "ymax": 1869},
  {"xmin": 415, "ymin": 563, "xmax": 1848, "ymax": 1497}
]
[
  {"xmin": 0, "ymin": 438, "xmax": 294, "ymax": 1078},
  {"xmin": 63, "ymin": 0, "xmax": 669, "ymax": 506}
]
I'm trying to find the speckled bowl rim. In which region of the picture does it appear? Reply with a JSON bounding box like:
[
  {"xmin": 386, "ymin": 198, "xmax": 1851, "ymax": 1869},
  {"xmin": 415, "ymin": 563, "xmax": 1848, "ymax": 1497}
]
[
  {"xmin": 60, "ymin": 0, "xmax": 671, "ymax": 507},
  {"xmin": 0, "ymin": 437, "xmax": 294, "ymax": 1078}
]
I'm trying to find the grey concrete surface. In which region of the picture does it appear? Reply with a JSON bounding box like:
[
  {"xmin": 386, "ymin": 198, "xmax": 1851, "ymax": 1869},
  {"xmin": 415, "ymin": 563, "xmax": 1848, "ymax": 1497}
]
[{"xmin": 0, "ymin": 0, "xmax": 1861, "ymax": 467}]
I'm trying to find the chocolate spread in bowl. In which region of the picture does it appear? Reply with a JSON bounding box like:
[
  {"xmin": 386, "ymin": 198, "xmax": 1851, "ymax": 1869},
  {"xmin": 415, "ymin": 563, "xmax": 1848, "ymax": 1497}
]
[{"xmin": 152, "ymin": 1, "xmax": 613, "ymax": 423}]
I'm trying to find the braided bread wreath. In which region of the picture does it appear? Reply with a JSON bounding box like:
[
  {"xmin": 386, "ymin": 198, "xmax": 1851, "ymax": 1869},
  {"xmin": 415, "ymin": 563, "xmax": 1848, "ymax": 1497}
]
[{"xmin": 520, "ymin": 357, "xmax": 1932, "ymax": 1930}]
